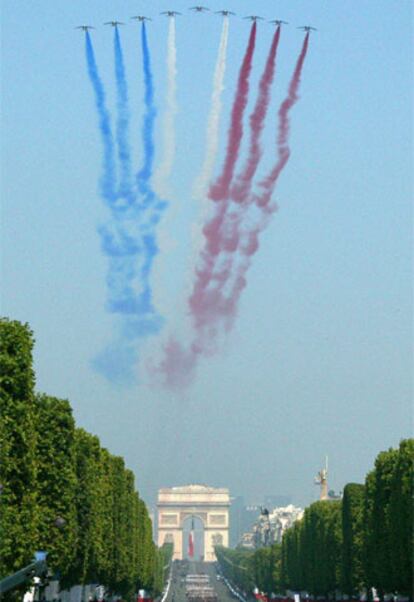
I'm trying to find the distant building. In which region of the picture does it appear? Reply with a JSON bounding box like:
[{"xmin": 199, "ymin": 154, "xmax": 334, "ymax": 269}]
[
  {"xmin": 229, "ymin": 497, "xmax": 261, "ymax": 547},
  {"xmin": 240, "ymin": 504, "xmax": 304, "ymax": 548}
]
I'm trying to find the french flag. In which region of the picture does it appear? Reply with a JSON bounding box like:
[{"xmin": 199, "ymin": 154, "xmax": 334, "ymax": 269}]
[{"xmin": 188, "ymin": 517, "xmax": 194, "ymax": 558}]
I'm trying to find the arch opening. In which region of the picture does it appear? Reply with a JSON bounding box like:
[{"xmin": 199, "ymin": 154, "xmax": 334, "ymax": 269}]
[{"xmin": 182, "ymin": 515, "xmax": 204, "ymax": 561}]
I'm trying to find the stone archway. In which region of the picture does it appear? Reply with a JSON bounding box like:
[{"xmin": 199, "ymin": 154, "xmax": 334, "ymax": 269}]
[{"xmin": 157, "ymin": 484, "xmax": 230, "ymax": 561}]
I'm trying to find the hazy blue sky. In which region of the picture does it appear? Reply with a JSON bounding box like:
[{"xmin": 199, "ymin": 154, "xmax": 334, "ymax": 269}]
[{"xmin": 1, "ymin": 0, "xmax": 412, "ymax": 509}]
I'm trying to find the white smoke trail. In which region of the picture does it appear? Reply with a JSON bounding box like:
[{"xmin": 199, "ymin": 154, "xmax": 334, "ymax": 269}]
[
  {"xmin": 189, "ymin": 16, "xmax": 230, "ymax": 276},
  {"xmin": 154, "ymin": 17, "xmax": 178, "ymax": 199},
  {"xmin": 192, "ymin": 17, "xmax": 229, "ymax": 201}
]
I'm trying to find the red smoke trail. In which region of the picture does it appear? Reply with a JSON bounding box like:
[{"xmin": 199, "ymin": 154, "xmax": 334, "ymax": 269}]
[
  {"xmin": 157, "ymin": 34, "xmax": 310, "ymax": 390},
  {"xmin": 231, "ymin": 26, "xmax": 281, "ymax": 203},
  {"xmin": 209, "ymin": 23, "xmax": 257, "ymax": 202},
  {"xmin": 254, "ymin": 32, "xmax": 310, "ymax": 208},
  {"xmin": 219, "ymin": 33, "xmax": 311, "ymax": 338},
  {"xmin": 187, "ymin": 27, "xmax": 282, "ymax": 333}
]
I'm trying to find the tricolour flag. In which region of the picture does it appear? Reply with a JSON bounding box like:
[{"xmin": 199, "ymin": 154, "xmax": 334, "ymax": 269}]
[{"xmin": 188, "ymin": 517, "xmax": 194, "ymax": 558}]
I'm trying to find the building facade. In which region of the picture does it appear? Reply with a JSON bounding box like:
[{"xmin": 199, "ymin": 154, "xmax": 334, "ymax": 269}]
[{"xmin": 157, "ymin": 484, "xmax": 230, "ymax": 562}]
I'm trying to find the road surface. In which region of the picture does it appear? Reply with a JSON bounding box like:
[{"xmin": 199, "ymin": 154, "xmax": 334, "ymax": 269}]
[{"xmin": 165, "ymin": 560, "xmax": 240, "ymax": 601}]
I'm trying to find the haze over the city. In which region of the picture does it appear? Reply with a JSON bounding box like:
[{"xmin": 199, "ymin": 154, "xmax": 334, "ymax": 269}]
[{"xmin": 1, "ymin": 0, "xmax": 412, "ymax": 509}]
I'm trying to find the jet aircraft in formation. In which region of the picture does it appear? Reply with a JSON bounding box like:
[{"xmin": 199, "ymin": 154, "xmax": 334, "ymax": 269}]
[
  {"xmin": 77, "ymin": 12, "xmax": 315, "ymax": 31},
  {"xmin": 216, "ymin": 10, "xmax": 235, "ymax": 16},
  {"xmin": 160, "ymin": 11, "xmax": 182, "ymax": 17},
  {"xmin": 244, "ymin": 15, "xmax": 264, "ymax": 22},
  {"xmin": 131, "ymin": 16, "xmax": 152, "ymax": 22},
  {"xmin": 270, "ymin": 19, "xmax": 288, "ymax": 26},
  {"xmin": 104, "ymin": 21, "xmax": 124, "ymax": 27}
]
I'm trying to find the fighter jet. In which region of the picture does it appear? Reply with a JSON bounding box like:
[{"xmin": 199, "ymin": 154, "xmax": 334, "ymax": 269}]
[
  {"xmin": 131, "ymin": 16, "xmax": 152, "ymax": 22},
  {"xmin": 160, "ymin": 11, "xmax": 182, "ymax": 17},
  {"xmin": 189, "ymin": 6, "xmax": 210, "ymax": 12},
  {"xmin": 104, "ymin": 21, "xmax": 125, "ymax": 27},
  {"xmin": 269, "ymin": 20, "xmax": 288, "ymax": 26},
  {"xmin": 298, "ymin": 25, "xmax": 317, "ymax": 32},
  {"xmin": 75, "ymin": 25, "xmax": 95, "ymax": 31},
  {"xmin": 244, "ymin": 15, "xmax": 264, "ymax": 22},
  {"xmin": 215, "ymin": 10, "xmax": 235, "ymax": 17}
]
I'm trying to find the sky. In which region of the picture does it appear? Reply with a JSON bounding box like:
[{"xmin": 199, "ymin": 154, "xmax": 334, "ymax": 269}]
[{"xmin": 1, "ymin": 0, "xmax": 413, "ymax": 511}]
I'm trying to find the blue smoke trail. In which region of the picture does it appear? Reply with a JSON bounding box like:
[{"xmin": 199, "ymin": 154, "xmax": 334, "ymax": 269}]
[
  {"xmin": 85, "ymin": 32, "xmax": 116, "ymax": 204},
  {"xmin": 135, "ymin": 21, "xmax": 168, "ymax": 317},
  {"xmin": 84, "ymin": 28, "xmax": 166, "ymax": 385},
  {"xmin": 113, "ymin": 28, "xmax": 134, "ymax": 204}
]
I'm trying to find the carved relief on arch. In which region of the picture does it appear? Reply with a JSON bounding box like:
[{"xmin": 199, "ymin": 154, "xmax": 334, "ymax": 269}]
[
  {"xmin": 180, "ymin": 512, "xmax": 208, "ymax": 526},
  {"xmin": 160, "ymin": 513, "xmax": 179, "ymax": 525},
  {"xmin": 211, "ymin": 533, "xmax": 223, "ymax": 546}
]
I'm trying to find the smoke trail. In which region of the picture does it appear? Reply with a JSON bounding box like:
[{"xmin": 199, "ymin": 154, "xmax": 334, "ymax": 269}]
[
  {"xmin": 183, "ymin": 23, "xmax": 259, "ymax": 342},
  {"xmin": 85, "ymin": 32, "xmax": 116, "ymax": 204},
  {"xmin": 154, "ymin": 17, "xmax": 178, "ymax": 198},
  {"xmin": 192, "ymin": 17, "xmax": 230, "ymax": 200},
  {"xmin": 134, "ymin": 21, "xmax": 168, "ymax": 320},
  {"xmin": 254, "ymin": 32, "xmax": 310, "ymax": 207},
  {"xmin": 156, "ymin": 26, "xmax": 258, "ymax": 388},
  {"xmin": 199, "ymin": 25, "xmax": 281, "ymax": 288},
  {"xmin": 157, "ymin": 34, "xmax": 311, "ymax": 389},
  {"xmin": 114, "ymin": 28, "xmax": 134, "ymax": 203},
  {"xmin": 212, "ymin": 33, "xmax": 311, "ymax": 337},
  {"xmin": 84, "ymin": 28, "xmax": 166, "ymax": 384},
  {"xmin": 209, "ymin": 22, "xmax": 257, "ymax": 202},
  {"xmin": 137, "ymin": 21, "xmax": 156, "ymax": 193},
  {"xmin": 231, "ymin": 26, "xmax": 281, "ymax": 203}
]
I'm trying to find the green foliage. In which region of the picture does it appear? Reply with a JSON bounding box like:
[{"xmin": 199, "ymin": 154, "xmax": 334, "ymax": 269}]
[
  {"xmin": 0, "ymin": 319, "xmax": 39, "ymax": 581},
  {"xmin": 136, "ymin": 497, "xmax": 156, "ymax": 591},
  {"xmin": 389, "ymin": 439, "xmax": 414, "ymax": 594},
  {"xmin": 364, "ymin": 447, "xmax": 399, "ymax": 593},
  {"xmin": 252, "ymin": 545, "xmax": 282, "ymax": 593},
  {"xmin": 215, "ymin": 544, "xmax": 282, "ymax": 595},
  {"xmin": 0, "ymin": 318, "xmax": 162, "ymax": 601},
  {"xmin": 281, "ymin": 519, "xmax": 303, "ymax": 590},
  {"xmin": 282, "ymin": 442, "xmax": 414, "ymax": 595},
  {"xmin": 299, "ymin": 500, "xmax": 342, "ymax": 595},
  {"xmin": 215, "ymin": 546, "xmax": 255, "ymax": 594},
  {"xmin": 364, "ymin": 441, "xmax": 414, "ymax": 595},
  {"xmin": 282, "ymin": 500, "xmax": 344, "ymax": 594},
  {"xmin": 34, "ymin": 395, "xmax": 78, "ymax": 584},
  {"xmin": 342, "ymin": 483, "xmax": 365, "ymax": 595},
  {"xmin": 152, "ymin": 543, "xmax": 173, "ymax": 596}
]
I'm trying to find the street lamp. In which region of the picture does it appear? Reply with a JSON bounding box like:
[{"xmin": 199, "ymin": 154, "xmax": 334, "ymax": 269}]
[{"xmin": 54, "ymin": 517, "xmax": 66, "ymax": 530}]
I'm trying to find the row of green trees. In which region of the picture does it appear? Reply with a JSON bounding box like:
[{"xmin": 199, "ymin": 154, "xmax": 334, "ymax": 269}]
[
  {"xmin": 215, "ymin": 544, "xmax": 282, "ymax": 595},
  {"xmin": 216, "ymin": 439, "xmax": 413, "ymax": 598},
  {"xmin": 282, "ymin": 439, "xmax": 413, "ymax": 596},
  {"xmin": 0, "ymin": 318, "xmax": 169, "ymax": 600}
]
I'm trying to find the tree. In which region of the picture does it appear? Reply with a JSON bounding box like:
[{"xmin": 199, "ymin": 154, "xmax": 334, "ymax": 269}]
[
  {"xmin": 282, "ymin": 501, "xmax": 341, "ymax": 595},
  {"xmin": 341, "ymin": 483, "xmax": 365, "ymax": 595},
  {"xmin": 252, "ymin": 545, "xmax": 282, "ymax": 594},
  {"xmin": 68, "ymin": 428, "xmax": 106, "ymax": 587},
  {"xmin": 0, "ymin": 319, "xmax": 39, "ymax": 585},
  {"xmin": 364, "ymin": 448, "xmax": 398, "ymax": 593},
  {"xmin": 388, "ymin": 439, "xmax": 414, "ymax": 594},
  {"xmin": 215, "ymin": 546, "xmax": 255, "ymax": 594},
  {"xmin": 34, "ymin": 395, "xmax": 78, "ymax": 586},
  {"xmin": 136, "ymin": 497, "xmax": 156, "ymax": 591},
  {"xmin": 0, "ymin": 319, "xmax": 160, "ymax": 602},
  {"xmin": 281, "ymin": 520, "xmax": 303, "ymax": 590}
]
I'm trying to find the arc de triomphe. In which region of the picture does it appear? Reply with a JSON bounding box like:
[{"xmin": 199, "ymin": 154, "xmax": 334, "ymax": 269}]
[{"xmin": 157, "ymin": 485, "xmax": 230, "ymax": 562}]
